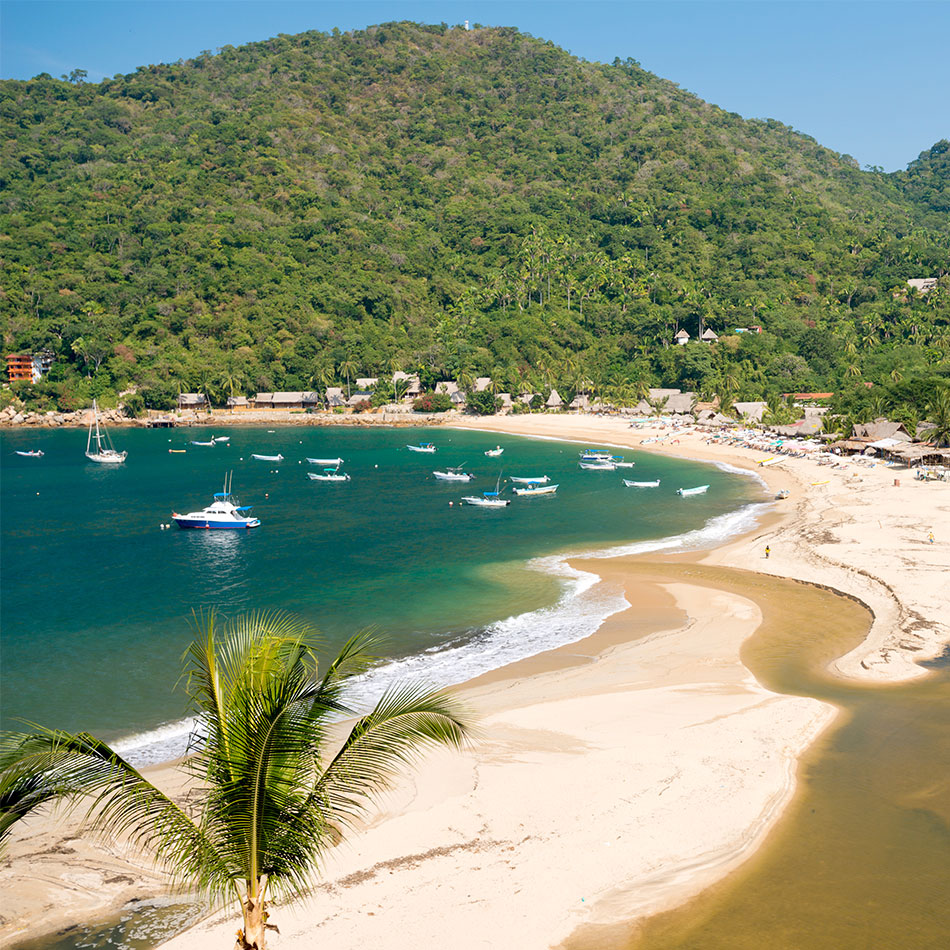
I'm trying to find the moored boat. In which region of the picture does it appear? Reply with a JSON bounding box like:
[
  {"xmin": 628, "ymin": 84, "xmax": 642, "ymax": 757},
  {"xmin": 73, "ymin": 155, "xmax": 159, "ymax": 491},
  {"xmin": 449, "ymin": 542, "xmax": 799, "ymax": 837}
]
[
  {"xmin": 485, "ymin": 446, "xmax": 504, "ymax": 457},
  {"xmin": 85, "ymin": 400, "xmax": 127, "ymax": 464},
  {"xmin": 308, "ymin": 470, "xmax": 351, "ymax": 482},
  {"xmin": 461, "ymin": 492, "xmax": 510, "ymax": 508},
  {"xmin": 512, "ymin": 483, "xmax": 558, "ymax": 496},
  {"xmin": 579, "ymin": 460, "xmax": 616, "ymax": 471},
  {"xmin": 191, "ymin": 439, "xmax": 216, "ymax": 446},
  {"xmin": 623, "ymin": 479, "xmax": 660, "ymax": 488},
  {"xmin": 172, "ymin": 474, "xmax": 260, "ymax": 529},
  {"xmin": 306, "ymin": 457, "xmax": 344, "ymax": 466},
  {"xmin": 433, "ymin": 466, "xmax": 474, "ymax": 482},
  {"xmin": 251, "ymin": 453, "xmax": 283, "ymax": 461},
  {"xmin": 676, "ymin": 485, "xmax": 709, "ymax": 496},
  {"xmin": 15, "ymin": 450, "xmax": 44, "ymax": 457},
  {"xmin": 510, "ymin": 475, "xmax": 550, "ymax": 484},
  {"xmin": 407, "ymin": 443, "xmax": 437, "ymax": 453}
]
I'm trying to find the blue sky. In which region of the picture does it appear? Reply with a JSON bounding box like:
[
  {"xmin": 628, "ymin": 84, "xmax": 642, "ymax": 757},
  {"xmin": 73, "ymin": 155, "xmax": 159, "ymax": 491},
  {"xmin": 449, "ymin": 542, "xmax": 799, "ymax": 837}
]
[{"xmin": 1, "ymin": 1, "xmax": 947, "ymax": 171}]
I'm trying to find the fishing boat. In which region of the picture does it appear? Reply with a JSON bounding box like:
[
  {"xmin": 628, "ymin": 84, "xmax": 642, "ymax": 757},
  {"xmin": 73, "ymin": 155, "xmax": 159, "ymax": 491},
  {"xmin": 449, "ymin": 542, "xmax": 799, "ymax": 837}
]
[
  {"xmin": 611, "ymin": 458, "xmax": 635, "ymax": 468},
  {"xmin": 624, "ymin": 479, "xmax": 660, "ymax": 488},
  {"xmin": 579, "ymin": 460, "xmax": 616, "ymax": 471},
  {"xmin": 433, "ymin": 466, "xmax": 474, "ymax": 482},
  {"xmin": 191, "ymin": 439, "xmax": 216, "ymax": 446},
  {"xmin": 462, "ymin": 491, "xmax": 510, "ymax": 508},
  {"xmin": 15, "ymin": 450, "xmax": 44, "ymax": 457},
  {"xmin": 512, "ymin": 483, "xmax": 558, "ymax": 496},
  {"xmin": 172, "ymin": 474, "xmax": 260, "ymax": 529},
  {"xmin": 213, "ymin": 436, "xmax": 230, "ymax": 442},
  {"xmin": 510, "ymin": 475, "xmax": 550, "ymax": 485},
  {"xmin": 579, "ymin": 449, "xmax": 612, "ymax": 460},
  {"xmin": 306, "ymin": 457, "xmax": 344, "ymax": 466},
  {"xmin": 251, "ymin": 453, "xmax": 283, "ymax": 461},
  {"xmin": 169, "ymin": 449, "xmax": 187, "ymax": 454},
  {"xmin": 485, "ymin": 446, "xmax": 504, "ymax": 457},
  {"xmin": 308, "ymin": 470, "xmax": 351, "ymax": 482},
  {"xmin": 85, "ymin": 401, "xmax": 127, "ymax": 464},
  {"xmin": 407, "ymin": 443, "xmax": 437, "ymax": 453},
  {"xmin": 676, "ymin": 485, "xmax": 709, "ymax": 496}
]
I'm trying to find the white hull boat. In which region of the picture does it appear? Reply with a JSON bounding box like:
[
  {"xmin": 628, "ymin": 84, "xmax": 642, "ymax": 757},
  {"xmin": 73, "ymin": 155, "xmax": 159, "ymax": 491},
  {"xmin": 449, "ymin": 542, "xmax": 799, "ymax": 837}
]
[
  {"xmin": 213, "ymin": 436, "xmax": 230, "ymax": 442},
  {"xmin": 579, "ymin": 461, "xmax": 616, "ymax": 471},
  {"xmin": 510, "ymin": 475, "xmax": 550, "ymax": 484},
  {"xmin": 173, "ymin": 474, "xmax": 260, "ymax": 529},
  {"xmin": 513, "ymin": 484, "xmax": 558, "ymax": 496},
  {"xmin": 462, "ymin": 494, "xmax": 510, "ymax": 508},
  {"xmin": 85, "ymin": 401, "xmax": 127, "ymax": 464},
  {"xmin": 624, "ymin": 479, "xmax": 660, "ymax": 488},
  {"xmin": 485, "ymin": 447, "xmax": 504, "ymax": 457},
  {"xmin": 407, "ymin": 443, "xmax": 436, "ymax": 453},
  {"xmin": 251, "ymin": 454, "xmax": 284, "ymax": 461},
  {"xmin": 579, "ymin": 449, "xmax": 612, "ymax": 460},
  {"xmin": 191, "ymin": 440, "xmax": 216, "ymax": 446},
  {"xmin": 15, "ymin": 450, "xmax": 44, "ymax": 457},
  {"xmin": 307, "ymin": 457, "xmax": 344, "ymax": 466},
  {"xmin": 612, "ymin": 460, "xmax": 635, "ymax": 468},
  {"xmin": 677, "ymin": 485, "xmax": 709, "ymax": 496},
  {"xmin": 308, "ymin": 472, "xmax": 351, "ymax": 482},
  {"xmin": 433, "ymin": 467, "xmax": 474, "ymax": 482}
]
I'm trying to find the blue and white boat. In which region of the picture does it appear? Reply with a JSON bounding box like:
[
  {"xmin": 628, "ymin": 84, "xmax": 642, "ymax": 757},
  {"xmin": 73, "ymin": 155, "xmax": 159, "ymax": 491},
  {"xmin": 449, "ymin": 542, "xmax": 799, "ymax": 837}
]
[
  {"xmin": 172, "ymin": 475, "xmax": 261, "ymax": 529},
  {"xmin": 407, "ymin": 442, "xmax": 436, "ymax": 453}
]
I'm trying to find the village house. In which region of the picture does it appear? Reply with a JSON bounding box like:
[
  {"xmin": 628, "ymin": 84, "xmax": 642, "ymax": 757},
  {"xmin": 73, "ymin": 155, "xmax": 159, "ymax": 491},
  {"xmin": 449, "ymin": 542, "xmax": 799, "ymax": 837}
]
[
  {"xmin": 392, "ymin": 371, "xmax": 423, "ymax": 400},
  {"xmin": 496, "ymin": 393, "xmax": 513, "ymax": 410},
  {"xmin": 906, "ymin": 278, "xmax": 938, "ymax": 295},
  {"xmin": 324, "ymin": 387, "xmax": 346, "ymax": 408},
  {"xmin": 226, "ymin": 396, "xmax": 250, "ymax": 410},
  {"xmin": 733, "ymin": 401, "xmax": 768, "ymax": 423},
  {"xmin": 700, "ymin": 328, "xmax": 719, "ymax": 343},
  {"xmin": 674, "ymin": 329, "xmax": 690, "ymax": 346},
  {"xmin": 474, "ymin": 377, "xmax": 493, "ymax": 392},
  {"xmin": 435, "ymin": 381, "xmax": 460, "ymax": 397},
  {"xmin": 355, "ymin": 377, "xmax": 378, "ymax": 391},
  {"xmin": 545, "ymin": 389, "xmax": 564, "ymax": 409},
  {"xmin": 177, "ymin": 392, "xmax": 207, "ymax": 411},
  {"xmin": 569, "ymin": 393, "xmax": 590, "ymax": 410}
]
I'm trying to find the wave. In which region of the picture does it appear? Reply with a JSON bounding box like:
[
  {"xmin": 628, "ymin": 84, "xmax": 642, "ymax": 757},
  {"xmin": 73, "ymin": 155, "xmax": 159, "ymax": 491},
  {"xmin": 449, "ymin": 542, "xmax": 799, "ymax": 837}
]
[{"xmin": 116, "ymin": 500, "xmax": 768, "ymax": 767}]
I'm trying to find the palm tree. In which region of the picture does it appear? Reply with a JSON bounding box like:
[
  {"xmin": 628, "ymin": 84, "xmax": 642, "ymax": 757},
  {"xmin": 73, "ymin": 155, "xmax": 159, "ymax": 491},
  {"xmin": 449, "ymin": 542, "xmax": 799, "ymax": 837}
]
[
  {"xmin": 926, "ymin": 387, "xmax": 950, "ymax": 446},
  {"xmin": 0, "ymin": 612, "xmax": 470, "ymax": 949},
  {"xmin": 338, "ymin": 356, "xmax": 359, "ymax": 400}
]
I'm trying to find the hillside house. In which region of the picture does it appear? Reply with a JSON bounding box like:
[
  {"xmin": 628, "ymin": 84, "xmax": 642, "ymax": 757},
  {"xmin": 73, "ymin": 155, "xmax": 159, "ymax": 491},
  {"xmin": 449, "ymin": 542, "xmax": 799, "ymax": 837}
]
[
  {"xmin": 474, "ymin": 377, "xmax": 493, "ymax": 392},
  {"xmin": 700, "ymin": 328, "xmax": 719, "ymax": 343},
  {"xmin": 674, "ymin": 329, "xmax": 690, "ymax": 346},
  {"xmin": 907, "ymin": 278, "xmax": 938, "ymax": 295}
]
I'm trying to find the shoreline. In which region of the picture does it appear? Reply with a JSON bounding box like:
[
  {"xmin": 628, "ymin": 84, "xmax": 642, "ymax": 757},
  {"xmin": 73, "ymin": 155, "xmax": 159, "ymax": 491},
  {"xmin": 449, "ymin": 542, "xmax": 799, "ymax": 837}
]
[{"xmin": 2, "ymin": 415, "xmax": 947, "ymax": 949}]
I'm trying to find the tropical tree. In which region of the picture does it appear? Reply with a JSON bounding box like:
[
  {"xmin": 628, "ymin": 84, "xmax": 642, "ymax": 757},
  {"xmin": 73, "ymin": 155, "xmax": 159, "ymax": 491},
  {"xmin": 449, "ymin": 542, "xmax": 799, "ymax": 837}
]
[
  {"xmin": 338, "ymin": 356, "xmax": 359, "ymax": 400},
  {"xmin": 0, "ymin": 612, "xmax": 471, "ymax": 950}
]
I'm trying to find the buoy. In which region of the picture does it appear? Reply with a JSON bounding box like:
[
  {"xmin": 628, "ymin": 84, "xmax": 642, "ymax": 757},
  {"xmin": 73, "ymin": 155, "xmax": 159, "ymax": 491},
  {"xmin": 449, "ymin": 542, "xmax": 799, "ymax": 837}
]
[
  {"xmin": 265, "ymin": 493, "xmax": 269, "ymax": 498},
  {"xmin": 449, "ymin": 501, "xmax": 453, "ymax": 506},
  {"xmin": 375, "ymin": 464, "xmax": 378, "ymax": 468}
]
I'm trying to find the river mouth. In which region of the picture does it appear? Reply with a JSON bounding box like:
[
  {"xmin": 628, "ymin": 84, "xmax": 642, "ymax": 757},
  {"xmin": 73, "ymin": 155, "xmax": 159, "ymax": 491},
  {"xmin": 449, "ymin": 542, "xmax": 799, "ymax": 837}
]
[{"xmin": 561, "ymin": 563, "xmax": 950, "ymax": 950}]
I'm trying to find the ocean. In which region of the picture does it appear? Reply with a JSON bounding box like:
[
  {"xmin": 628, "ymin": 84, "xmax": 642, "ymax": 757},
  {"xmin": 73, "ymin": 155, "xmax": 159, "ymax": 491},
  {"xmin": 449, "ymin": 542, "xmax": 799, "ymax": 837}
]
[{"xmin": 0, "ymin": 424, "xmax": 765, "ymax": 765}]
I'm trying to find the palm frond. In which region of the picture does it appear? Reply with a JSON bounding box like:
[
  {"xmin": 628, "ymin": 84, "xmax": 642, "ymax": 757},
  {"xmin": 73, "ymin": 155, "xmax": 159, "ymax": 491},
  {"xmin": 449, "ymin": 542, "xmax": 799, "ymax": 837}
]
[{"xmin": 0, "ymin": 728, "xmax": 232, "ymax": 898}]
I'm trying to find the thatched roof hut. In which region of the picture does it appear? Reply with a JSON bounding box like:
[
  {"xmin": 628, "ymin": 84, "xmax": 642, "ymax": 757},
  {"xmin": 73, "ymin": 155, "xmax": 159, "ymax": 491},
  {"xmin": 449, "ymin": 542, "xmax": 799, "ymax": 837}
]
[{"xmin": 546, "ymin": 389, "xmax": 564, "ymax": 409}]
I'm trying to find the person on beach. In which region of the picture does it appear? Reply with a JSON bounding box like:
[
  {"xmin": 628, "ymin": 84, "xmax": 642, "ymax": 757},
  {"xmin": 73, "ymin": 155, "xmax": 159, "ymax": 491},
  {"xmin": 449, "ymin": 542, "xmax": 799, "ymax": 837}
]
[
  {"xmin": 928, "ymin": 531, "xmax": 935, "ymax": 544},
  {"xmin": 765, "ymin": 545, "xmax": 771, "ymax": 559}
]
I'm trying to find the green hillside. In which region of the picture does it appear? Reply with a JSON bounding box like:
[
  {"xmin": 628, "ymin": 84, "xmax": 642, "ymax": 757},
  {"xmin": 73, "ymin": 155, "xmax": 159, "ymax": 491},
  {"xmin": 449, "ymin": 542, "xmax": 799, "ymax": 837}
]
[{"xmin": 1, "ymin": 21, "xmax": 948, "ymax": 422}]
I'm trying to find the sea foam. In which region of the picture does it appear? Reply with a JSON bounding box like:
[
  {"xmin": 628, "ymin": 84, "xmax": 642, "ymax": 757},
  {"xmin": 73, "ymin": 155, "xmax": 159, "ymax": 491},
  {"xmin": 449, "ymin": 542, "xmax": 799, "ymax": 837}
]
[{"xmin": 117, "ymin": 500, "xmax": 768, "ymax": 767}]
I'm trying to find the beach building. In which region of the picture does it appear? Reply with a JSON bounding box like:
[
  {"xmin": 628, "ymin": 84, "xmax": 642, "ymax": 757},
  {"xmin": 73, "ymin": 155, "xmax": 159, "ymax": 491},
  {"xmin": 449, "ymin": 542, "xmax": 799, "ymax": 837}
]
[
  {"xmin": 346, "ymin": 391, "xmax": 374, "ymax": 407},
  {"xmin": 570, "ymin": 393, "xmax": 590, "ymax": 410},
  {"xmin": 226, "ymin": 396, "xmax": 250, "ymax": 411},
  {"xmin": 545, "ymin": 389, "xmax": 564, "ymax": 409},
  {"xmin": 661, "ymin": 391, "xmax": 697, "ymax": 414},
  {"xmin": 253, "ymin": 393, "xmax": 273, "ymax": 409},
  {"xmin": 450, "ymin": 391, "xmax": 467, "ymax": 407},
  {"xmin": 435, "ymin": 381, "xmax": 460, "ymax": 396},
  {"xmin": 700, "ymin": 328, "xmax": 719, "ymax": 343},
  {"xmin": 323, "ymin": 387, "xmax": 346, "ymax": 408},
  {"xmin": 674, "ymin": 329, "xmax": 690, "ymax": 345},
  {"xmin": 393, "ymin": 372, "xmax": 423, "ymax": 400},
  {"xmin": 496, "ymin": 393, "xmax": 513, "ymax": 410},
  {"xmin": 474, "ymin": 377, "xmax": 493, "ymax": 392},
  {"xmin": 852, "ymin": 419, "xmax": 913, "ymax": 442},
  {"xmin": 177, "ymin": 393, "xmax": 207, "ymax": 411},
  {"xmin": 355, "ymin": 377, "xmax": 378, "ymax": 391}
]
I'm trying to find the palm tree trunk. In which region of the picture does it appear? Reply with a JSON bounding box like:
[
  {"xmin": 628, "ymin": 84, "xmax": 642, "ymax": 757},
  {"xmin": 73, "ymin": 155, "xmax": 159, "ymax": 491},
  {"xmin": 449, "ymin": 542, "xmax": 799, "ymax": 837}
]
[{"xmin": 236, "ymin": 890, "xmax": 271, "ymax": 949}]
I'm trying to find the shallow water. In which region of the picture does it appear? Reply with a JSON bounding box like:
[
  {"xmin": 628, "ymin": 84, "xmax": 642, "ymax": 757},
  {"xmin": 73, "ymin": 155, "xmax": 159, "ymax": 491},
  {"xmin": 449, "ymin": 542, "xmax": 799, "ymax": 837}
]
[{"xmin": 562, "ymin": 565, "xmax": 950, "ymax": 950}]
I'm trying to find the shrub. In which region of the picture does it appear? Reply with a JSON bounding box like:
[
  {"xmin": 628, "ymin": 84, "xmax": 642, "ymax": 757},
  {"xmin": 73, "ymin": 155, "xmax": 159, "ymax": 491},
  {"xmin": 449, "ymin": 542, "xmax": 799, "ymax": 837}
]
[
  {"xmin": 412, "ymin": 392, "xmax": 453, "ymax": 413},
  {"xmin": 466, "ymin": 390, "xmax": 501, "ymax": 415}
]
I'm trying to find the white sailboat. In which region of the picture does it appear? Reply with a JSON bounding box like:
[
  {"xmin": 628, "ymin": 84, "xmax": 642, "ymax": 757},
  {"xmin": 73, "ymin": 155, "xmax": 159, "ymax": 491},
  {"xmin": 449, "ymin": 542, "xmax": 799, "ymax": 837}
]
[{"xmin": 85, "ymin": 401, "xmax": 127, "ymax": 464}]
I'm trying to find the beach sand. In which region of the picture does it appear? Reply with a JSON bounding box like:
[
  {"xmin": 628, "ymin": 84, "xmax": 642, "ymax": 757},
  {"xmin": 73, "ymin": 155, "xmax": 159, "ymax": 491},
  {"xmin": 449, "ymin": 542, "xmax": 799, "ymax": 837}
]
[{"xmin": 2, "ymin": 414, "xmax": 947, "ymax": 949}]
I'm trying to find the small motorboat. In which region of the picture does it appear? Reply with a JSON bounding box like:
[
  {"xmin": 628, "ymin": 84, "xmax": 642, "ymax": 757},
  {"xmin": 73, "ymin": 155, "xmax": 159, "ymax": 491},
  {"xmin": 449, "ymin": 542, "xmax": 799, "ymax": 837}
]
[
  {"xmin": 191, "ymin": 439, "xmax": 216, "ymax": 446},
  {"xmin": 579, "ymin": 449, "xmax": 612, "ymax": 460},
  {"xmin": 172, "ymin": 474, "xmax": 260, "ymax": 529},
  {"xmin": 407, "ymin": 443, "xmax": 436, "ymax": 453},
  {"xmin": 579, "ymin": 460, "xmax": 616, "ymax": 471},
  {"xmin": 677, "ymin": 485, "xmax": 709, "ymax": 496},
  {"xmin": 213, "ymin": 436, "xmax": 230, "ymax": 442},
  {"xmin": 512, "ymin": 483, "xmax": 558, "ymax": 496},
  {"xmin": 433, "ymin": 466, "xmax": 474, "ymax": 482},
  {"xmin": 308, "ymin": 470, "xmax": 351, "ymax": 482},
  {"xmin": 306, "ymin": 457, "xmax": 344, "ymax": 466},
  {"xmin": 462, "ymin": 492, "xmax": 510, "ymax": 508},
  {"xmin": 251, "ymin": 453, "xmax": 284, "ymax": 461},
  {"xmin": 775, "ymin": 489, "xmax": 790, "ymax": 500},
  {"xmin": 169, "ymin": 449, "xmax": 187, "ymax": 454},
  {"xmin": 510, "ymin": 475, "xmax": 550, "ymax": 485},
  {"xmin": 485, "ymin": 446, "xmax": 504, "ymax": 457},
  {"xmin": 15, "ymin": 450, "xmax": 44, "ymax": 457},
  {"xmin": 624, "ymin": 479, "xmax": 660, "ymax": 488},
  {"xmin": 611, "ymin": 458, "xmax": 635, "ymax": 468}
]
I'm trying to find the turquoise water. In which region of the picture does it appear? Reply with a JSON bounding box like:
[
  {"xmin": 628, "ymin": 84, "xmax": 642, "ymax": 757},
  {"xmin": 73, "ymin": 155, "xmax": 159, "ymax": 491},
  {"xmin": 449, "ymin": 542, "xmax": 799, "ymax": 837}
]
[{"xmin": 1, "ymin": 425, "xmax": 763, "ymax": 759}]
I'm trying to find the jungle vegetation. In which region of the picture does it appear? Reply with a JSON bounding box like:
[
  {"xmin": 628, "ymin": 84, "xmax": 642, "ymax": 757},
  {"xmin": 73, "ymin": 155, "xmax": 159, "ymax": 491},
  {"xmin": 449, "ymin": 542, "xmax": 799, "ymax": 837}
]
[{"xmin": 1, "ymin": 21, "xmax": 948, "ymax": 426}]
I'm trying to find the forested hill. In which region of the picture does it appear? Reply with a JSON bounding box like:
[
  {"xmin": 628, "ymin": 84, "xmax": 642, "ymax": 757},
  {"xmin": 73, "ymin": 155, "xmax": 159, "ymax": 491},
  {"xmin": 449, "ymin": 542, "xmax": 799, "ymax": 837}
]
[{"xmin": 1, "ymin": 21, "xmax": 948, "ymax": 420}]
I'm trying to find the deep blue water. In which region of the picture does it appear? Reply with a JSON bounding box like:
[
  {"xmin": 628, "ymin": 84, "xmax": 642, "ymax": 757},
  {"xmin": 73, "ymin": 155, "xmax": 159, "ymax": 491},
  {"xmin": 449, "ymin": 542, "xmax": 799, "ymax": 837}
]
[{"xmin": 0, "ymin": 424, "xmax": 764, "ymax": 757}]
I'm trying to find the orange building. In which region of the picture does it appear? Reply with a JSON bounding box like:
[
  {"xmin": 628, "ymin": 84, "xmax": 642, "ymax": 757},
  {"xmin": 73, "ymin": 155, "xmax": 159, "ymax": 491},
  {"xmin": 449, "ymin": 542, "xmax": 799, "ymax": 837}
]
[{"xmin": 6, "ymin": 354, "xmax": 34, "ymax": 382}]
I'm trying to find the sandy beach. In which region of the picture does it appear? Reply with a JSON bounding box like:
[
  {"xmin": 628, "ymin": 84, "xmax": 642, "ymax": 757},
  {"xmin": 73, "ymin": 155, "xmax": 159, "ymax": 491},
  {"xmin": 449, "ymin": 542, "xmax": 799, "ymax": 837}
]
[{"xmin": 2, "ymin": 414, "xmax": 947, "ymax": 949}]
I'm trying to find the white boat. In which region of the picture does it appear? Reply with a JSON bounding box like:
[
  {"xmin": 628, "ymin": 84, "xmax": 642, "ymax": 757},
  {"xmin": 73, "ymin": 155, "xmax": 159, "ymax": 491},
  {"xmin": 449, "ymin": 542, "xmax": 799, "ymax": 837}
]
[
  {"xmin": 612, "ymin": 459, "xmax": 635, "ymax": 468},
  {"xmin": 579, "ymin": 449, "xmax": 612, "ymax": 460},
  {"xmin": 213, "ymin": 436, "xmax": 230, "ymax": 442},
  {"xmin": 433, "ymin": 466, "xmax": 474, "ymax": 482},
  {"xmin": 191, "ymin": 439, "xmax": 216, "ymax": 446},
  {"xmin": 512, "ymin": 483, "xmax": 558, "ymax": 496},
  {"xmin": 579, "ymin": 460, "xmax": 616, "ymax": 471},
  {"xmin": 308, "ymin": 471, "xmax": 351, "ymax": 482},
  {"xmin": 485, "ymin": 446, "xmax": 504, "ymax": 457},
  {"xmin": 251, "ymin": 453, "xmax": 283, "ymax": 461},
  {"xmin": 510, "ymin": 475, "xmax": 550, "ymax": 484},
  {"xmin": 85, "ymin": 401, "xmax": 127, "ymax": 464},
  {"xmin": 624, "ymin": 479, "xmax": 660, "ymax": 488},
  {"xmin": 462, "ymin": 492, "xmax": 510, "ymax": 508},
  {"xmin": 407, "ymin": 443, "xmax": 436, "ymax": 453},
  {"xmin": 172, "ymin": 474, "xmax": 260, "ymax": 529},
  {"xmin": 677, "ymin": 485, "xmax": 709, "ymax": 496},
  {"xmin": 306, "ymin": 457, "xmax": 344, "ymax": 466},
  {"xmin": 15, "ymin": 450, "xmax": 44, "ymax": 457}
]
